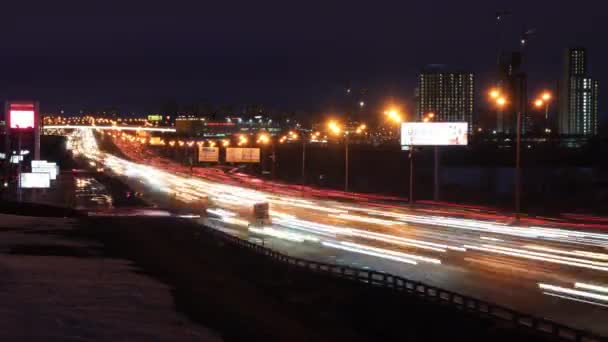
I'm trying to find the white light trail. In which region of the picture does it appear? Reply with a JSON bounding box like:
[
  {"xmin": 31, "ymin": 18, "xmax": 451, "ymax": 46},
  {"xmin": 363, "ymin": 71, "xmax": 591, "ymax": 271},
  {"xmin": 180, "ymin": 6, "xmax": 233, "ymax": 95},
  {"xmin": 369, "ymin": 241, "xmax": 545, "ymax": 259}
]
[
  {"xmin": 542, "ymin": 292, "xmax": 608, "ymax": 308},
  {"xmin": 465, "ymin": 245, "xmax": 608, "ymax": 272},
  {"xmin": 523, "ymin": 245, "xmax": 608, "ymax": 261},
  {"xmin": 574, "ymin": 282, "xmax": 608, "ymax": 294},
  {"xmin": 539, "ymin": 283, "xmax": 608, "ymax": 302},
  {"xmin": 339, "ymin": 241, "xmax": 441, "ymax": 264},
  {"xmin": 249, "ymin": 226, "xmax": 318, "ymax": 243},
  {"xmin": 481, "ymin": 244, "xmax": 608, "ymax": 267},
  {"xmin": 346, "ymin": 229, "xmax": 448, "ymax": 252},
  {"xmin": 322, "ymin": 241, "xmax": 418, "ymax": 265},
  {"xmin": 329, "ymin": 213, "xmax": 401, "ymax": 226}
]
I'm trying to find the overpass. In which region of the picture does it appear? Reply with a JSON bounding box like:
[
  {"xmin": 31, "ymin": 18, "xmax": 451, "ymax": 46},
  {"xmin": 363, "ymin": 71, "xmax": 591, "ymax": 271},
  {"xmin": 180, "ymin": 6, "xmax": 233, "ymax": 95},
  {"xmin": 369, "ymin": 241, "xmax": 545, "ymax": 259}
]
[{"xmin": 42, "ymin": 125, "xmax": 176, "ymax": 133}]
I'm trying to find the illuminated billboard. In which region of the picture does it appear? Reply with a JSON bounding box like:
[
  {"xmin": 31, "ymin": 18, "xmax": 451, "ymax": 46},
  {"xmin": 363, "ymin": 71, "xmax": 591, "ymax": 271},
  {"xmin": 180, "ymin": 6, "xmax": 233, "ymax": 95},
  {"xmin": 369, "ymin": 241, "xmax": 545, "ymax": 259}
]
[
  {"xmin": 226, "ymin": 148, "xmax": 260, "ymax": 163},
  {"xmin": 401, "ymin": 122, "xmax": 468, "ymax": 146},
  {"xmin": 10, "ymin": 110, "xmax": 35, "ymax": 129},
  {"xmin": 198, "ymin": 146, "xmax": 219, "ymax": 162},
  {"xmin": 148, "ymin": 115, "xmax": 163, "ymax": 121},
  {"xmin": 20, "ymin": 173, "xmax": 50, "ymax": 188},
  {"xmin": 31, "ymin": 160, "xmax": 58, "ymax": 180}
]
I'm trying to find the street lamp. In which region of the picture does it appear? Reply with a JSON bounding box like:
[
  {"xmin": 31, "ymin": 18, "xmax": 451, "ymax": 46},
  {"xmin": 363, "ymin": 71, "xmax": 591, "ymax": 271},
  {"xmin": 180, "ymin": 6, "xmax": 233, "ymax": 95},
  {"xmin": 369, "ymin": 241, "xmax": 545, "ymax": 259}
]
[
  {"xmin": 328, "ymin": 120, "xmax": 366, "ymax": 192},
  {"xmin": 422, "ymin": 112, "xmax": 440, "ymax": 201},
  {"xmin": 257, "ymin": 132, "xmax": 274, "ymax": 177},
  {"xmin": 490, "ymin": 92, "xmax": 524, "ymax": 221},
  {"xmin": 534, "ymin": 91, "xmax": 552, "ymax": 121},
  {"xmin": 384, "ymin": 108, "xmax": 403, "ymax": 139}
]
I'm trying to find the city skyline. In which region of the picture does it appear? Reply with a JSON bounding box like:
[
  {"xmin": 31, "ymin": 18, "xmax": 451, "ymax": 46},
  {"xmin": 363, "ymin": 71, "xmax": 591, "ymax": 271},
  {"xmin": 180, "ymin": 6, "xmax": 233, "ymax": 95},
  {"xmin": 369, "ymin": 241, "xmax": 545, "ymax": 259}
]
[{"xmin": 0, "ymin": 1, "xmax": 605, "ymax": 124}]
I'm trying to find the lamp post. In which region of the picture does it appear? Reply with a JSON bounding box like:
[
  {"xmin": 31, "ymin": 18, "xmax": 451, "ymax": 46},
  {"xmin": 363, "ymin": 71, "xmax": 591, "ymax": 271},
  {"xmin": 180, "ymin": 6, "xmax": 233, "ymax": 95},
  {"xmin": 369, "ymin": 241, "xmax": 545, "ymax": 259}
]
[
  {"xmin": 489, "ymin": 90, "xmax": 524, "ymax": 221},
  {"xmin": 422, "ymin": 112, "xmax": 439, "ymax": 201},
  {"xmin": 256, "ymin": 133, "xmax": 272, "ymax": 177},
  {"xmin": 535, "ymin": 91, "xmax": 552, "ymax": 131},
  {"xmin": 385, "ymin": 108, "xmax": 415, "ymax": 203},
  {"xmin": 328, "ymin": 120, "xmax": 366, "ymax": 192}
]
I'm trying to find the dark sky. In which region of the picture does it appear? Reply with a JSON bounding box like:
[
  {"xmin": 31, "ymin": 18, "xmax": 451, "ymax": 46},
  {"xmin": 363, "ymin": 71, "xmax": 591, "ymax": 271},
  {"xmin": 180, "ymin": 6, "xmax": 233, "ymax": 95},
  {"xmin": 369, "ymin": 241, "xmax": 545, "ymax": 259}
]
[{"xmin": 1, "ymin": 0, "xmax": 606, "ymax": 118}]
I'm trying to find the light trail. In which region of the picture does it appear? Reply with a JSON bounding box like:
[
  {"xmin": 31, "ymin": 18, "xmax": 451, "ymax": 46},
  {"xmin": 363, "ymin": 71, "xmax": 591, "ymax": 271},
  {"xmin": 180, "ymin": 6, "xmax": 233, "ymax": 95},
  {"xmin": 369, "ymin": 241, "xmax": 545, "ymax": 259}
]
[
  {"xmin": 542, "ymin": 292, "xmax": 608, "ymax": 308},
  {"xmin": 338, "ymin": 241, "xmax": 442, "ymax": 264},
  {"xmin": 465, "ymin": 245, "xmax": 608, "ymax": 272},
  {"xmin": 523, "ymin": 245, "xmax": 608, "ymax": 261},
  {"xmin": 539, "ymin": 283, "xmax": 608, "ymax": 302},
  {"xmin": 321, "ymin": 241, "xmax": 418, "ymax": 265},
  {"xmin": 575, "ymin": 282, "xmax": 608, "ymax": 294},
  {"xmin": 67, "ymin": 127, "xmax": 608, "ymax": 325}
]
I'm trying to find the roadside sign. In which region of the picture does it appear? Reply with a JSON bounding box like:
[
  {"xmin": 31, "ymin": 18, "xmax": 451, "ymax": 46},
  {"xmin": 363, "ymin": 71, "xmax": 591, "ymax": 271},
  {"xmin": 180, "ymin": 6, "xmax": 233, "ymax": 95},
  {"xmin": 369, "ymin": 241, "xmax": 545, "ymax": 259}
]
[
  {"xmin": 401, "ymin": 122, "xmax": 468, "ymax": 146},
  {"xmin": 20, "ymin": 172, "xmax": 50, "ymax": 188},
  {"xmin": 226, "ymin": 147, "xmax": 260, "ymax": 163},
  {"xmin": 198, "ymin": 146, "xmax": 219, "ymax": 162}
]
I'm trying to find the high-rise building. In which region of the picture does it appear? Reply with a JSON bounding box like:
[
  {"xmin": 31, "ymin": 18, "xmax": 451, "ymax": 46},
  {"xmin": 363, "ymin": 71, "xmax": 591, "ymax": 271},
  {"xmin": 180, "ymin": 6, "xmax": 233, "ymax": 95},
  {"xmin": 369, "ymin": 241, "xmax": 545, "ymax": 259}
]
[
  {"xmin": 415, "ymin": 65, "xmax": 474, "ymax": 133},
  {"xmin": 558, "ymin": 48, "xmax": 599, "ymax": 136}
]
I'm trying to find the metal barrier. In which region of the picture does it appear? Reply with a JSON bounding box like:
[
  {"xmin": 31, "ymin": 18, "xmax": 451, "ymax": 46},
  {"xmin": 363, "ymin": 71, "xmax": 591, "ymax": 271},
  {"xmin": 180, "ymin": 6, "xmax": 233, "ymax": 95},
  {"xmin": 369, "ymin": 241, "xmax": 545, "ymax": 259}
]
[{"xmin": 201, "ymin": 225, "xmax": 605, "ymax": 342}]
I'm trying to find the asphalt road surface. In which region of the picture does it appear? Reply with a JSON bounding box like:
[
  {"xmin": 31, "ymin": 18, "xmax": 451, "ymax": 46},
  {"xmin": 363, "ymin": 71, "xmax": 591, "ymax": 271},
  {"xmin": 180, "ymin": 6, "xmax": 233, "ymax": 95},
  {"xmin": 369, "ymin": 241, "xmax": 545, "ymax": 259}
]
[{"xmin": 67, "ymin": 129, "xmax": 608, "ymax": 336}]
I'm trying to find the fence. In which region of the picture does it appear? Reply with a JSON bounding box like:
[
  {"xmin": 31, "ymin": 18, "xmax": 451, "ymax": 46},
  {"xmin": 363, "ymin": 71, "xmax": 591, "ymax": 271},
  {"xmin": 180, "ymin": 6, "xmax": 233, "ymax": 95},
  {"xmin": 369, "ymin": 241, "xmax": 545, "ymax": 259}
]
[{"xmin": 200, "ymin": 224, "xmax": 606, "ymax": 342}]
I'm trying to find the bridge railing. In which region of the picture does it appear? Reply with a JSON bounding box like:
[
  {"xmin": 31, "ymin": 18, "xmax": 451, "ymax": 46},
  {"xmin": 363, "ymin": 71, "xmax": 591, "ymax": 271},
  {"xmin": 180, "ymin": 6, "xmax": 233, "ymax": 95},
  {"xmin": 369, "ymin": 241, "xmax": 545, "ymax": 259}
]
[{"xmin": 201, "ymin": 225, "xmax": 604, "ymax": 342}]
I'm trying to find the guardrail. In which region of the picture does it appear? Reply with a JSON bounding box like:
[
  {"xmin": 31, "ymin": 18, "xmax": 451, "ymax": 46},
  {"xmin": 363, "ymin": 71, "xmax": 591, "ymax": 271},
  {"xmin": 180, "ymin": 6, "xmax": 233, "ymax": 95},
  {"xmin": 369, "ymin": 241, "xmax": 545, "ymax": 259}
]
[{"xmin": 201, "ymin": 225, "xmax": 605, "ymax": 342}]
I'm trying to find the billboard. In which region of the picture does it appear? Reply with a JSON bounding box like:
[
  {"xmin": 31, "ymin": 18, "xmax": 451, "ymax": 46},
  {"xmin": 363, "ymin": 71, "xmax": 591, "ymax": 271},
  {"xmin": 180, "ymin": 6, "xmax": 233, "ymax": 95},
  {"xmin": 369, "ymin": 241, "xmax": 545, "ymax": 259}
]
[
  {"xmin": 31, "ymin": 160, "xmax": 59, "ymax": 180},
  {"xmin": 10, "ymin": 155, "xmax": 23, "ymax": 164},
  {"xmin": 31, "ymin": 160, "xmax": 48, "ymax": 168},
  {"xmin": 401, "ymin": 122, "xmax": 468, "ymax": 146},
  {"xmin": 20, "ymin": 172, "xmax": 50, "ymax": 188},
  {"xmin": 226, "ymin": 147, "xmax": 260, "ymax": 163},
  {"xmin": 10, "ymin": 110, "xmax": 35, "ymax": 129},
  {"xmin": 32, "ymin": 166, "xmax": 58, "ymax": 180},
  {"xmin": 148, "ymin": 115, "xmax": 163, "ymax": 121},
  {"xmin": 198, "ymin": 146, "xmax": 219, "ymax": 162}
]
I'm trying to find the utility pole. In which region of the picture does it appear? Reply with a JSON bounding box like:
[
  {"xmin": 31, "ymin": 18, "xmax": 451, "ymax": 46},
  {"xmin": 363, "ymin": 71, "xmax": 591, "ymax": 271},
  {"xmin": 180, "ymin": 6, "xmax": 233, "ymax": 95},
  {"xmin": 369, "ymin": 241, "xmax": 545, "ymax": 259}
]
[
  {"xmin": 433, "ymin": 146, "xmax": 439, "ymax": 201},
  {"xmin": 17, "ymin": 130, "xmax": 22, "ymax": 202},
  {"xmin": 515, "ymin": 111, "xmax": 522, "ymax": 221},
  {"xmin": 409, "ymin": 146, "xmax": 414, "ymax": 205},
  {"xmin": 344, "ymin": 133, "xmax": 349, "ymax": 192},
  {"xmin": 301, "ymin": 137, "xmax": 306, "ymax": 187}
]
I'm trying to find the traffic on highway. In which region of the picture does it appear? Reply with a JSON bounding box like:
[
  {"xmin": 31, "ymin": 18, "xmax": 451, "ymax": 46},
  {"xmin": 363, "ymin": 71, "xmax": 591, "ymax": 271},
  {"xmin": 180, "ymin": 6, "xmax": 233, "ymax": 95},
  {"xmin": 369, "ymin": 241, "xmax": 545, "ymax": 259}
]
[{"xmin": 69, "ymin": 128, "xmax": 608, "ymax": 335}]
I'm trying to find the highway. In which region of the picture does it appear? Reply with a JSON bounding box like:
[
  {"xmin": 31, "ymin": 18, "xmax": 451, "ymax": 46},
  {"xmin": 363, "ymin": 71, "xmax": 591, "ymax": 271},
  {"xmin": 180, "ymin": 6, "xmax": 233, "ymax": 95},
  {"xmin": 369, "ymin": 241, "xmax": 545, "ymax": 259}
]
[{"xmin": 69, "ymin": 128, "xmax": 608, "ymax": 336}]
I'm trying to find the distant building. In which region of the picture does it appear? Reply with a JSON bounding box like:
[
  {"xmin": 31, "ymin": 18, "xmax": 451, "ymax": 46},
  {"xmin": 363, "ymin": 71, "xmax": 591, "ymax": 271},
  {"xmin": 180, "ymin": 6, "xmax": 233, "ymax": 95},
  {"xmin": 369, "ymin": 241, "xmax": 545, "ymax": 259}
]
[
  {"xmin": 415, "ymin": 65, "xmax": 474, "ymax": 133},
  {"xmin": 558, "ymin": 48, "xmax": 599, "ymax": 136}
]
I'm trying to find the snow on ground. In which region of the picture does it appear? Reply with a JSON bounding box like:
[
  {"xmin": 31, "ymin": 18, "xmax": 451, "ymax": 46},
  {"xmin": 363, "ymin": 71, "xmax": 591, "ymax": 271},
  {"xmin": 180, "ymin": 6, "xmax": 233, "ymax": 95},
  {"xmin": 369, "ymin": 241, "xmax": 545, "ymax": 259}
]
[{"xmin": 0, "ymin": 214, "xmax": 221, "ymax": 341}]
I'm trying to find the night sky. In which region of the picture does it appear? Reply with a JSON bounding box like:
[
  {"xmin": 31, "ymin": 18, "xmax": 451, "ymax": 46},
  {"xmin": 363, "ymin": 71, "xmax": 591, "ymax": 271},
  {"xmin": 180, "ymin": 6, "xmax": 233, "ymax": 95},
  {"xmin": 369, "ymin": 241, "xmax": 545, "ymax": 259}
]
[{"xmin": 1, "ymin": 1, "xmax": 606, "ymax": 119}]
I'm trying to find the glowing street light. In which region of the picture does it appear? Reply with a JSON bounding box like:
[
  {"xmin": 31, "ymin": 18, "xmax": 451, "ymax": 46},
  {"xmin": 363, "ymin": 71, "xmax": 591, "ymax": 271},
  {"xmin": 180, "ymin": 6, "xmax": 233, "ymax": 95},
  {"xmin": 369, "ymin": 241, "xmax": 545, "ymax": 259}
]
[
  {"xmin": 496, "ymin": 97, "xmax": 507, "ymax": 107},
  {"xmin": 384, "ymin": 108, "xmax": 402, "ymax": 124},
  {"xmin": 237, "ymin": 135, "xmax": 248, "ymax": 146},
  {"xmin": 257, "ymin": 133, "xmax": 271, "ymax": 145},
  {"xmin": 534, "ymin": 91, "xmax": 553, "ymax": 120},
  {"xmin": 327, "ymin": 120, "xmax": 342, "ymax": 135}
]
